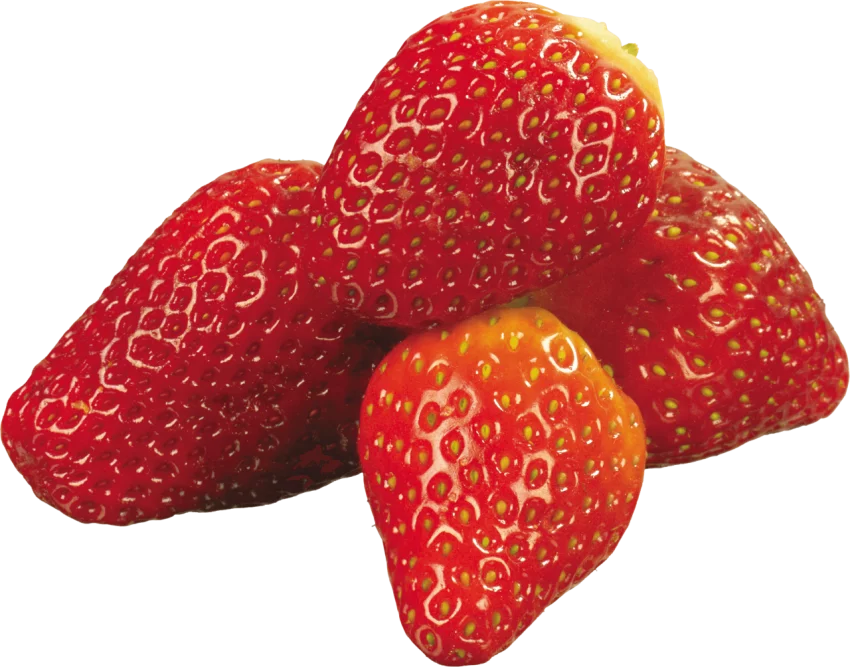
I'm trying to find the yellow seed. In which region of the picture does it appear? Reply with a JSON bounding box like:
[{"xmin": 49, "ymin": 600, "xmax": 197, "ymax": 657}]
[
  {"xmin": 541, "ymin": 83, "xmax": 554, "ymax": 95},
  {"xmin": 495, "ymin": 500, "xmax": 507, "ymax": 515},
  {"xmin": 652, "ymin": 364, "xmax": 667, "ymax": 377},
  {"xmin": 637, "ymin": 328, "xmax": 650, "ymax": 338},
  {"xmin": 664, "ymin": 399, "xmax": 679, "ymax": 410}
]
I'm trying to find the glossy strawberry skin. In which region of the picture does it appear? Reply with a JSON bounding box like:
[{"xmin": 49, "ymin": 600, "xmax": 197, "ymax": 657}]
[
  {"xmin": 359, "ymin": 307, "xmax": 646, "ymax": 664},
  {"xmin": 2, "ymin": 160, "xmax": 399, "ymax": 525},
  {"xmin": 308, "ymin": 1, "xmax": 664, "ymax": 329},
  {"xmin": 529, "ymin": 147, "xmax": 848, "ymax": 467}
]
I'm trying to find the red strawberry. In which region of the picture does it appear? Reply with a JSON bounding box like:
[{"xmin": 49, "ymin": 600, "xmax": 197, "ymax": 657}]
[
  {"xmin": 528, "ymin": 147, "xmax": 848, "ymax": 466},
  {"xmin": 358, "ymin": 307, "xmax": 646, "ymax": 664},
  {"xmin": 308, "ymin": 1, "xmax": 664, "ymax": 328},
  {"xmin": 2, "ymin": 160, "xmax": 400, "ymax": 524}
]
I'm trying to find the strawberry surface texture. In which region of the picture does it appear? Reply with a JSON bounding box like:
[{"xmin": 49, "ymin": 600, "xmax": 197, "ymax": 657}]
[
  {"xmin": 2, "ymin": 160, "xmax": 399, "ymax": 524},
  {"xmin": 308, "ymin": 1, "xmax": 665, "ymax": 328},
  {"xmin": 529, "ymin": 147, "xmax": 848, "ymax": 466},
  {"xmin": 358, "ymin": 307, "xmax": 646, "ymax": 664}
]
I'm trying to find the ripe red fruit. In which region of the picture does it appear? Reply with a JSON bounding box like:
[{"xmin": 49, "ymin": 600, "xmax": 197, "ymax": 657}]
[
  {"xmin": 308, "ymin": 1, "xmax": 665, "ymax": 328},
  {"xmin": 2, "ymin": 160, "xmax": 399, "ymax": 524},
  {"xmin": 529, "ymin": 147, "xmax": 848, "ymax": 466},
  {"xmin": 358, "ymin": 307, "xmax": 646, "ymax": 664}
]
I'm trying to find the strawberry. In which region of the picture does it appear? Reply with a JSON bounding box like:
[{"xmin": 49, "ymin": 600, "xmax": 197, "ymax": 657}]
[
  {"xmin": 358, "ymin": 307, "xmax": 646, "ymax": 664},
  {"xmin": 2, "ymin": 160, "xmax": 400, "ymax": 525},
  {"xmin": 308, "ymin": 1, "xmax": 665, "ymax": 328},
  {"xmin": 528, "ymin": 147, "xmax": 848, "ymax": 466}
]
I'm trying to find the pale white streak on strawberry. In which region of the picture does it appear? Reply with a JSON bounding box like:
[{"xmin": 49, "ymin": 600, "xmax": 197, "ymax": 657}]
[
  {"xmin": 568, "ymin": 107, "xmax": 622, "ymax": 200},
  {"xmin": 331, "ymin": 283, "xmax": 364, "ymax": 308},
  {"xmin": 541, "ymin": 334, "xmax": 578, "ymax": 373},
  {"xmin": 423, "ymin": 563, "xmax": 446, "ymax": 625},
  {"xmin": 503, "ymin": 446, "xmax": 555, "ymax": 504}
]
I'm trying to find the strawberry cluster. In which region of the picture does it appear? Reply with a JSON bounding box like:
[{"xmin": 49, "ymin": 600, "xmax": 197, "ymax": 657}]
[{"xmin": 1, "ymin": 3, "xmax": 846, "ymax": 665}]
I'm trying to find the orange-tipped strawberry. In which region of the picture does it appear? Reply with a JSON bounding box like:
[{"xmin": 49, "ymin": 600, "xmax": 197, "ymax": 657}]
[{"xmin": 358, "ymin": 307, "xmax": 646, "ymax": 664}]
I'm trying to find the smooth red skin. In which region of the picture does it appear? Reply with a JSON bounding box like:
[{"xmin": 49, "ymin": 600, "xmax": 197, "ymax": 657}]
[
  {"xmin": 2, "ymin": 161, "xmax": 401, "ymax": 525},
  {"xmin": 530, "ymin": 147, "xmax": 848, "ymax": 466},
  {"xmin": 307, "ymin": 1, "xmax": 664, "ymax": 329},
  {"xmin": 359, "ymin": 308, "xmax": 646, "ymax": 664}
]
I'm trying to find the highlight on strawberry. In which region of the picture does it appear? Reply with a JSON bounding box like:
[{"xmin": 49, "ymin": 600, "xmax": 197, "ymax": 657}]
[
  {"xmin": 358, "ymin": 307, "xmax": 646, "ymax": 664},
  {"xmin": 309, "ymin": 1, "xmax": 665, "ymax": 328},
  {"xmin": 2, "ymin": 161, "xmax": 401, "ymax": 525},
  {"xmin": 528, "ymin": 147, "xmax": 848, "ymax": 466}
]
